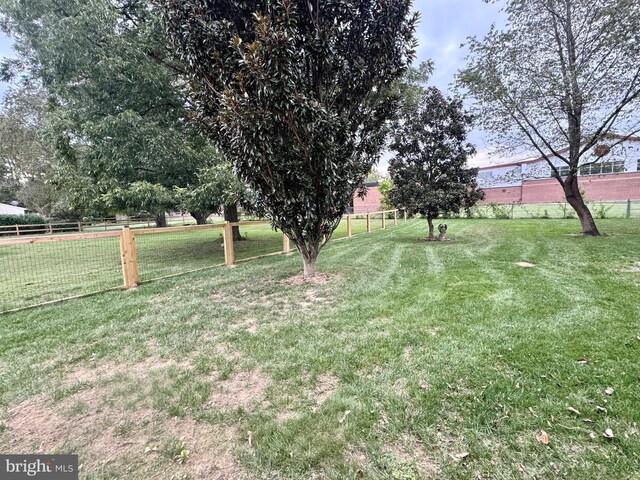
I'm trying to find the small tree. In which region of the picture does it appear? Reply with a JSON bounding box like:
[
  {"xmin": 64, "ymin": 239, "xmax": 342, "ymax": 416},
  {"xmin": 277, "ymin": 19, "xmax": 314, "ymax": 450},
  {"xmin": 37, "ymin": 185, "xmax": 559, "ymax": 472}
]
[
  {"xmin": 458, "ymin": 0, "xmax": 640, "ymax": 236},
  {"xmin": 161, "ymin": 0, "xmax": 418, "ymax": 278},
  {"xmin": 389, "ymin": 87, "xmax": 483, "ymax": 240}
]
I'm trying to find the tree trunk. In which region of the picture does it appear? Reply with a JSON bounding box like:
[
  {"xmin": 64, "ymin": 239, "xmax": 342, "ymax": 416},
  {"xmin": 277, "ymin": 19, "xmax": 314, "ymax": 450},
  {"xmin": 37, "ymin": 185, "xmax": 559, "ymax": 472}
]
[
  {"xmin": 190, "ymin": 211, "xmax": 208, "ymax": 225},
  {"xmin": 562, "ymin": 176, "xmax": 600, "ymax": 236},
  {"xmin": 301, "ymin": 248, "xmax": 319, "ymax": 279},
  {"xmin": 155, "ymin": 214, "xmax": 167, "ymax": 228},
  {"xmin": 427, "ymin": 217, "xmax": 435, "ymax": 240},
  {"xmin": 223, "ymin": 203, "xmax": 244, "ymax": 241}
]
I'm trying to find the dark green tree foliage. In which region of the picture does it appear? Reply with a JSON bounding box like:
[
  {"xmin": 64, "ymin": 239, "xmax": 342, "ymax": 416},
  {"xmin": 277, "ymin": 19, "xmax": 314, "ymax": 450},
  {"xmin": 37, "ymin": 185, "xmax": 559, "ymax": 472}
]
[
  {"xmin": 0, "ymin": 0, "xmax": 235, "ymax": 225},
  {"xmin": 458, "ymin": 0, "xmax": 640, "ymax": 236},
  {"xmin": 161, "ymin": 0, "xmax": 418, "ymax": 278},
  {"xmin": 389, "ymin": 87, "xmax": 483, "ymax": 240}
]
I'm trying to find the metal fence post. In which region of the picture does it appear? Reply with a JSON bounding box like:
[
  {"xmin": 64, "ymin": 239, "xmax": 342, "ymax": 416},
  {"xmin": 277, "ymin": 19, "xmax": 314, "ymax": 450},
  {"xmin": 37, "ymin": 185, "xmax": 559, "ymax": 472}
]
[
  {"xmin": 347, "ymin": 215, "xmax": 352, "ymax": 238},
  {"xmin": 627, "ymin": 199, "xmax": 631, "ymax": 219},
  {"xmin": 394, "ymin": 210, "xmax": 398, "ymax": 226}
]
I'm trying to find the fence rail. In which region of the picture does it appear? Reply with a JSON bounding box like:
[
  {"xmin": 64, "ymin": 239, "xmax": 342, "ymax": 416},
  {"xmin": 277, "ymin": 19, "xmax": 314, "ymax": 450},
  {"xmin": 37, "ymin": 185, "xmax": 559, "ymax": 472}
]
[{"xmin": 0, "ymin": 210, "xmax": 400, "ymax": 314}]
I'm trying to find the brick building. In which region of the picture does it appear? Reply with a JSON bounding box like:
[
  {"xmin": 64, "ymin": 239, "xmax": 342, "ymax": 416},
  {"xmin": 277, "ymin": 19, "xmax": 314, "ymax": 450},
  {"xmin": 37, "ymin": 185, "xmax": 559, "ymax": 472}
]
[
  {"xmin": 350, "ymin": 182, "xmax": 384, "ymax": 213},
  {"xmin": 351, "ymin": 136, "xmax": 640, "ymax": 211},
  {"xmin": 477, "ymin": 135, "xmax": 640, "ymax": 204}
]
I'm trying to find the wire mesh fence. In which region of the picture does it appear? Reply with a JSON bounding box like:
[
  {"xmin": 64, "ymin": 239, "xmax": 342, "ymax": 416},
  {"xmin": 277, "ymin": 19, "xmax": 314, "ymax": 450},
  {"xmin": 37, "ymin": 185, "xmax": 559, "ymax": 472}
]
[
  {"xmin": 466, "ymin": 200, "xmax": 640, "ymax": 220},
  {"xmin": 134, "ymin": 225, "xmax": 227, "ymax": 282},
  {"xmin": 0, "ymin": 233, "xmax": 123, "ymax": 313},
  {"xmin": 234, "ymin": 223, "xmax": 283, "ymax": 262},
  {"xmin": 0, "ymin": 212, "xmax": 401, "ymax": 314}
]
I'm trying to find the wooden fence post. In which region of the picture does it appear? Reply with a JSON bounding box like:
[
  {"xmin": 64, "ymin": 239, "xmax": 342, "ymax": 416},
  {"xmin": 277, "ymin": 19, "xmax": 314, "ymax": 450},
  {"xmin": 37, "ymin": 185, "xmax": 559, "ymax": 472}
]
[
  {"xmin": 120, "ymin": 226, "xmax": 139, "ymax": 288},
  {"xmin": 627, "ymin": 199, "xmax": 631, "ymax": 219},
  {"xmin": 16, "ymin": 225, "xmax": 20, "ymax": 236},
  {"xmin": 382, "ymin": 211, "xmax": 386, "ymax": 229},
  {"xmin": 367, "ymin": 213, "xmax": 371, "ymax": 233},
  {"xmin": 404, "ymin": 211, "xmax": 407, "ymax": 221},
  {"xmin": 394, "ymin": 210, "xmax": 398, "ymax": 226},
  {"xmin": 223, "ymin": 222, "xmax": 235, "ymax": 267},
  {"xmin": 282, "ymin": 233, "xmax": 292, "ymax": 254},
  {"xmin": 347, "ymin": 215, "xmax": 352, "ymax": 238}
]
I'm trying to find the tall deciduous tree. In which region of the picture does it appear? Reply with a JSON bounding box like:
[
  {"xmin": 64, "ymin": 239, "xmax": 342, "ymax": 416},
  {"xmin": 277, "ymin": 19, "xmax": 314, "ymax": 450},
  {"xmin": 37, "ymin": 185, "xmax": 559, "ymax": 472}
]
[
  {"xmin": 389, "ymin": 87, "xmax": 483, "ymax": 239},
  {"xmin": 458, "ymin": 0, "xmax": 640, "ymax": 236},
  {"xmin": 0, "ymin": 0, "xmax": 241, "ymax": 226},
  {"xmin": 161, "ymin": 0, "xmax": 418, "ymax": 278}
]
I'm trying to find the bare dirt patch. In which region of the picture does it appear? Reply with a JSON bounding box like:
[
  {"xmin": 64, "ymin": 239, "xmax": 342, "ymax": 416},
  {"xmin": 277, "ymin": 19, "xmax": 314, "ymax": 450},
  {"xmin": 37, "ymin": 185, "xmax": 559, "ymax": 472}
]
[
  {"xmin": 209, "ymin": 368, "xmax": 270, "ymax": 412},
  {"xmin": 515, "ymin": 262, "xmax": 536, "ymax": 268},
  {"xmin": 313, "ymin": 372, "xmax": 339, "ymax": 405},
  {"xmin": 281, "ymin": 272, "xmax": 331, "ymax": 285},
  {"xmin": 2, "ymin": 387, "xmax": 247, "ymax": 478},
  {"xmin": 385, "ymin": 435, "xmax": 440, "ymax": 477},
  {"xmin": 64, "ymin": 355, "xmax": 176, "ymax": 388}
]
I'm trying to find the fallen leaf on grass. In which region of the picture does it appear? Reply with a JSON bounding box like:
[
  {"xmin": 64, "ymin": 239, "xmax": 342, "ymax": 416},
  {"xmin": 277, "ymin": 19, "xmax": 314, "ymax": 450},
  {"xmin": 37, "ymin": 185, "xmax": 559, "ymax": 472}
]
[
  {"xmin": 536, "ymin": 430, "xmax": 549, "ymax": 445},
  {"xmin": 603, "ymin": 429, "xmax": 614, "ymax": 439},
  {"xmin": 567, "ymin": 407, "xmax": 581, "ymax": 415},
  {"xmin": 605, "ymin": 387, "xmax": 614, "ymax": 395},
  {"xmin": 589, "ymin": 432, "xmax": 596, "ymax": 439},
  {"xmin": 449, "ymin": 452, "xmax": 469, "ymax": 462},
  {"xmin": 596, "ymin": 406, "xmax": 608, "ymax": 414},
  {"xmin": 576, "ymin": 358, "xmax": 588, "ymax": 364},
  {"xmin": 247, "ymin": 431, "xmax": 253, "ymax": 448},
  {"xmin": 583, "ymin": 418, "xmax": 594, "ymax": 424},
  {"xmin": 339, "ymin": 410, "xmax": 352, "ymax": 424}
]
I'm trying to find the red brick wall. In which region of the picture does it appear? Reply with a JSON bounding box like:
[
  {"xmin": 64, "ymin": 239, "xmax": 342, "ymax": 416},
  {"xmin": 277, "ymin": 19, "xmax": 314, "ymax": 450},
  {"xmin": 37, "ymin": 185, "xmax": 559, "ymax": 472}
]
[
  {"xmin": 352, "ymin": 186, "xmax": 383, "ymax": 213},
  {"xmin": 521, "ymin": 179, "xmax": 565, "ymax": 203},
  {"xmin": 479, "ymin": 186, "xmax": 523, "ymax": 204},
  {"xmin": 578, "ymin": 172, "xmax": 640, "ymax": 201},
  {"xmin": 522, "ymin": 173, "xmax": 640, "ymax": 203},
  {"xmin": 480, "ymin": 172, "xmax": 640, "ymax": 204}
]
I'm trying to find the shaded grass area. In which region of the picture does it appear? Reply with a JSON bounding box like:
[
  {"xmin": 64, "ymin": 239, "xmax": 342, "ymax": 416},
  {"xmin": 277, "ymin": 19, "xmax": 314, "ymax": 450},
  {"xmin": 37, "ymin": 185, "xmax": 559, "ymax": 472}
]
[{"xmin": 0, "ymin": 219, "xmax": 639, "ymax": 479}]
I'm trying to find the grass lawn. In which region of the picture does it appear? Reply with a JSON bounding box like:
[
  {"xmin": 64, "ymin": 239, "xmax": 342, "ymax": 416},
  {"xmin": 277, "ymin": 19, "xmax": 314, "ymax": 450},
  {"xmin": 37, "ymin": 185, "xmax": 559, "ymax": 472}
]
[{"xmin": 0, "ymin": 218, "xmax": 638, "ymax": 479}]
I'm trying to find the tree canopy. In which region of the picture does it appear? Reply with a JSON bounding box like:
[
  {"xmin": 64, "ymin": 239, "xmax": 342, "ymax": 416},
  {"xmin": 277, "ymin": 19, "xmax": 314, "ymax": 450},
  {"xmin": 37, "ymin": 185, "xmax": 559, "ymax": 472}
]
[
  {"xmin": 389, "ymin": 86, "xmax": 483, "ymax": 239},
  {"xmin": 0, "ymin": 0, "xmax": 241, "ymax": 224},
  {"xmin": 458, "ymin": 0, "xmax": 640, "ymax": 236},
  {"xmin": 161, "ymin": 0, "xmax": 418, "ymax": 278}
]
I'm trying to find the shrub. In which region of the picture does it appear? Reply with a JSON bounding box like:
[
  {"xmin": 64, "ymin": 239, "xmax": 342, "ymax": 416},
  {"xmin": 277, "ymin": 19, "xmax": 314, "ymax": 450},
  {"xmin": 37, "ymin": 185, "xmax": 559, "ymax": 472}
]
[
  {"xmin": 489, "ymin": 202, "xmax": 511, "ymax": 219},
  {"xmin": 0, "ymin": 213, "xmax": 45, "ymax": 236}
]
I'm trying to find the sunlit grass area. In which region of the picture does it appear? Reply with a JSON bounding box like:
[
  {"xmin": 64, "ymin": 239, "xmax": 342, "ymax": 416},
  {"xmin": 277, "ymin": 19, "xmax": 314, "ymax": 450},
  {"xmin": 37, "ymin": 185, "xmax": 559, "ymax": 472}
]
[{"xmin": 1, "ymin": 218, "xmax": 638, "ymax": 479}]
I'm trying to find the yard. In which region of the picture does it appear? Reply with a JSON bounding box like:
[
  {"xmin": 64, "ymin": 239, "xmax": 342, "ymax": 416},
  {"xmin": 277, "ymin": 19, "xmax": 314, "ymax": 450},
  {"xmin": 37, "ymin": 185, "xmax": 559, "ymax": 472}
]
[{"xmin": 0, "ymin": 219, "xmax": 638, "ymax": 479}]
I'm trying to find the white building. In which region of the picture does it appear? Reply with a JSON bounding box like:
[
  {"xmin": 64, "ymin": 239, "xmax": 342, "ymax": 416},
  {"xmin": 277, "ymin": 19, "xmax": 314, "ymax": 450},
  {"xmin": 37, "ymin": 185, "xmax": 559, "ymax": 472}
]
[{"xmin": 0, "ymin": 203, "xmax": 29, "ymax": 215}]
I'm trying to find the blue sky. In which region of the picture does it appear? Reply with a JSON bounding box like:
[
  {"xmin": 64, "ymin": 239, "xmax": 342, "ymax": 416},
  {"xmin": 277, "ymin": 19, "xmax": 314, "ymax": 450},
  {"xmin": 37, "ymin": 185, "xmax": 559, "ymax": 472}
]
[{"xmin": 0, "ymin": 0, "xmax": 506, "ymax": 167}]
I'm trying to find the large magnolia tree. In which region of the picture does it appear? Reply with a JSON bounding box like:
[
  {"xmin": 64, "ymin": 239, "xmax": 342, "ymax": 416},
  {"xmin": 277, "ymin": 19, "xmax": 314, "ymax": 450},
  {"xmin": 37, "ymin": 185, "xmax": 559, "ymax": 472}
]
[
  {"xmin": 458, "ymin": 0, "xmax": 640, "ymax": 236},
  {"xmin": 161, "ymin": 0, "xmax": 418, "ymax": 278},
  {"xmin": 389, "ymin": 87, "xmax": 483, "ymax": 239}
]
